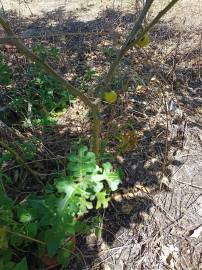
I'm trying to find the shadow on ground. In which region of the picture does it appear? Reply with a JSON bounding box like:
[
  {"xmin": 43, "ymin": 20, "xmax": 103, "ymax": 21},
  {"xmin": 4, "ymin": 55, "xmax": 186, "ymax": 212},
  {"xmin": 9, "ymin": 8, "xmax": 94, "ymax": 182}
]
[{"xmin": 1, "ymin": 4, "xmax": 201, "ymax": 270}]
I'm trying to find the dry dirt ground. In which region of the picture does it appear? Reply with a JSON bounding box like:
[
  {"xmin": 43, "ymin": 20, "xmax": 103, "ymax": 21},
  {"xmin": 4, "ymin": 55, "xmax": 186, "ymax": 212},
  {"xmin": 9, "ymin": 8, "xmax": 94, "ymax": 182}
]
[
  {"xmin": 1, "ymin": 0, "xmax": 202, "ymax": 27},
  {"xmin": 1, "ymin": 1, "xmax": 202, "ymax": 269}
]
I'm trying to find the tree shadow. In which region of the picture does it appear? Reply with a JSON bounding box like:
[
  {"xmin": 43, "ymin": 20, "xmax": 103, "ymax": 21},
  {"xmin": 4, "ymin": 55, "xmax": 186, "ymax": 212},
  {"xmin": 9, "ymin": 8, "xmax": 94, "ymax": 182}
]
[
  {"xmin": 0, "ymin": 5, "xmax": 193, "ymax": 270},
  {"xmin": 149, "ymin": 22, "xmax": 201, "ymax": 120}
]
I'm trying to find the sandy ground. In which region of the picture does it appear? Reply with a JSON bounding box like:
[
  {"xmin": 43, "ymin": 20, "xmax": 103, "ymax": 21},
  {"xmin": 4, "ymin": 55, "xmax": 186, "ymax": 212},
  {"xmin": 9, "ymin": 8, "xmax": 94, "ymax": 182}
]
[
  {"xmin": 1, "ymin": 0, "xmax": 202, "ymax": 29},
  {"xmin": 1, "ymin": 0, "xmax": 133, "ymax": 20}
]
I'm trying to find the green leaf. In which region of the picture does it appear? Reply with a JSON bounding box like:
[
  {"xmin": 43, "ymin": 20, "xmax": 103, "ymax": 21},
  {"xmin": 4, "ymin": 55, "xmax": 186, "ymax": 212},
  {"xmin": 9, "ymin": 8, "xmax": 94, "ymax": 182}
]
[
  {"xmin": 68, "ymin": 162, "xmax": 96, "ymax": 175},
  {"xmin": 0, "ymin": 62, "xmax": 12, "ymax": 85},
  {"xmin": 45, "ymin": 229, "xmax": 63, "ymax": 257},
  {"xmin": 68, "ymin": 154, "xmax": 78, "ymax": 162},
  {"xmin": 56, "ymin": 180, "xmax": 75, "ymax": 194},
  {"xmin": 102, "ymin": 163, "xmax": 121, "ymax": 191},
  {"xmin": 0, "ymin": 189, "xmax": 13, "ymax": 209},
  {"xmin": 63, "ymin": 222, "xmax": 76, "ymax": 235},
  {"xmin": 56, "ymin": 183, "xmax": 76, "ymax": 213},
  {"xmin": 14, "ymin": 258, "xmax": 28, "ymax": 270},
  {"xmin": 9, "ymin": 233, "xmax": 24, "ymax": 247},
  {"xmin": 96, "ymin": 191, "xmax": 110, "ymax": 209},
  {"xmin": 0, "ymin": 262, "xmax": 15, "ymax": 270},
  {"xmin": 67, "ymin": 146, "xmax": 97, "ymax": 177},
  {"xmin": 78, "ymin": 145, "xmax": 88, "ymax": 155},
  {"xmin": 91, "ymin": 173, "xmax": 105, "ymax": 182},
  {"xmin": 102, "ymin": 162, "xmax": 113, "ymax": 171},
  {"xmin": 90, "ymin": 172, "xmax": 105, "ymax": 192},
  {"xmin": 105, "ymin": 171, "xmax": 121, "ymax": 191},
  {"xmin": 25, "ymin": 223, "xmax": 38, "ymax": 237},
  {"xmin": 58, "ymin": 196, "xmax": 78, "ymax": 216},
  {"xmin": 19, "ymin": 212, "xmax": 32, "ymax": 223},
  {"xmin": 78, "ymin": 198, "xmax": 93, "ymax": 216},
  {"xmin": 92, "ymin": 181, "xmax": 103, "ymax": 193},
  {"xmin": 85, "ymin": 151, "xmax": 96, "ymax": 161}
]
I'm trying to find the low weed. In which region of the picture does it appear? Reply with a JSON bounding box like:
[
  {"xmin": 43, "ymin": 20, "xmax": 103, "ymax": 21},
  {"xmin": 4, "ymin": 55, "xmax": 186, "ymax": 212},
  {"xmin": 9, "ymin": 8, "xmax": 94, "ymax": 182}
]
[{"xmin": 0, "ymin": 145, "xmax": 121, "ymax": 268}]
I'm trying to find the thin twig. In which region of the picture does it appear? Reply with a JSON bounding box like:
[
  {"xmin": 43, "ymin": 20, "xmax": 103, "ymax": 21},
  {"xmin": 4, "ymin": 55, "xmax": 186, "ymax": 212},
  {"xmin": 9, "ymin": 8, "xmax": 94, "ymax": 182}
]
[
  {"xmin": 101, "ymin": 0, "xmax": 179, "ymax": 89},
  {"xmin": 160, "ymin": 88, "xmax": 170, "ymax": 189},
  {"xmin": 104, "ymin": 0, "xmax": 154, "ymax": 86},
  {"xmin": 176, "ymin": 180, "xmax": 202, "ymax": 190},
  {"xmin": 0, "ymin": 140, "xmax": 44, "ymax": 186}
]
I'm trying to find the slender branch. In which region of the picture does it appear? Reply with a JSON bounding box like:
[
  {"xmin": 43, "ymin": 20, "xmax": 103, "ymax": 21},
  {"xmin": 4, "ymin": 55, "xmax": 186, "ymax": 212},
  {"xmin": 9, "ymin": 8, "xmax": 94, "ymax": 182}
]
[
  {"xmin": 0, "ymin": 16, "xmax": 93, "ymax": 109},
  {"xmin": 104, "ymin": 0, "xmax": 154, "ymax": 85},
  {"xmin": 6, "ymin": 229, "xmax": 47, "ymax": 246},
  {"xmin": 125, "ymin": 0, "xmax": 154, "ymax": 44},
  {"xmin": 91, "ymin": 99, "xmax": 101, "ymax": 156},
  {"xmin": 0, "ymin": 120, "xmax": 24, "ymax": 140},
  {"xmin": 129, "ymin": 0, "xmax": 180, "ymax": 49},
  {"xmin": 102, "ymin": 0, "xmax": 180, "ymax": 89}
]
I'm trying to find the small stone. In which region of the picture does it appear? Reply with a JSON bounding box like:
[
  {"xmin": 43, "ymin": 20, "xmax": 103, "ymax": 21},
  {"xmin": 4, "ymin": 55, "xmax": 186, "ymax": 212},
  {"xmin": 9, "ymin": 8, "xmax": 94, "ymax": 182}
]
[
  {"xmin": 113, "ymin": 193, "xmax": 122, "ymax": 202},
  {"xmin": 100, "ymin": 242, "xmax": 109, "ymax": 252},
  {"xmin": 102, "ymin": 264, "xmax": 111, "ymax": 270},
  {"xmin": 86, "ymin": 233, "xmax": 97, "ymax": 248}
]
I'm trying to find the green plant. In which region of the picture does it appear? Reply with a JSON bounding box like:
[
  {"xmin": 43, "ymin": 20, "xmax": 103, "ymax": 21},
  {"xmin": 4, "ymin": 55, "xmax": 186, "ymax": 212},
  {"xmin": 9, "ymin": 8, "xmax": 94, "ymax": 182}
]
[
  {"xmin": 4, "ymin": 44, "xmax": 71, "ymax": 126},
  {"xmin": 83, "ymin": 68, "xmax": 98, "ymax": 82},
  {"xmin": 0, "ymin": 1, "xmax": 181, "ymax": 267},
  {"xmin": 0, "ymin": 146, "xmax": 121, "ymax": 268},
  {"xmin": 0, "ymin": 0, "xmax": 179, "ymax": 154},
  {"xmin": 0, "ymin": 188, "xmax": 29, "ymax": 269},
  {"xmin": 104, "ymin": 90, "xmax": 118, "ymax": 104},
  {"xmin": 32, "ymin": 43, "xmax": 60, "ymax": 61},
  {"xmin": 56, "ymin": 145, "xmax": 121, "ymax": 215}
]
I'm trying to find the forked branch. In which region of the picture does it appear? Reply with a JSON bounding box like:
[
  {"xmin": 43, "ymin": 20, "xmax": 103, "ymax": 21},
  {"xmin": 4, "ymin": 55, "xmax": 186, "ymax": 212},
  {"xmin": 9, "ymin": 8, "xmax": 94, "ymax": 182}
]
[{"xmin": 103, "ymin": 0, "xmax": 180, "ymax": 88}]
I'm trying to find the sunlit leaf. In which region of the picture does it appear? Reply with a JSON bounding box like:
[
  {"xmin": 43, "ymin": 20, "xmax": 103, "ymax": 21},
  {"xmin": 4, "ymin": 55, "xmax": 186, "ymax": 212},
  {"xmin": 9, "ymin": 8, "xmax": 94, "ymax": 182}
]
[
  {"xmin": 102, "ymin": 162, "xmax": 121, "ymax": 191},
  {"xmin": 96, "ymin": 191, "xmax": 110, "ymax": 209},
  {"xmin": 19, "ymin": 212, "xmax": 32, "ymax": 223}
]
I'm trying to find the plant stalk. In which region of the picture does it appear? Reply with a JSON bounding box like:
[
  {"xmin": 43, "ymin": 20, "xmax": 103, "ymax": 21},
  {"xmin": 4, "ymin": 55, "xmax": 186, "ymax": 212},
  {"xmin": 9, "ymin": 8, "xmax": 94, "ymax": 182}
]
[{"xmin": 92, "ymin": 99, "xmax": 101, "ymax": 156}]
